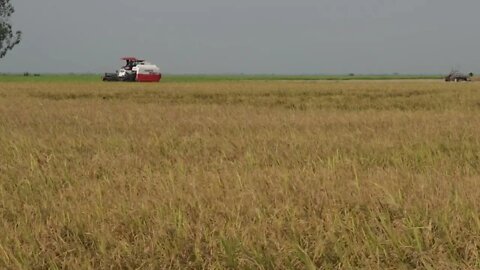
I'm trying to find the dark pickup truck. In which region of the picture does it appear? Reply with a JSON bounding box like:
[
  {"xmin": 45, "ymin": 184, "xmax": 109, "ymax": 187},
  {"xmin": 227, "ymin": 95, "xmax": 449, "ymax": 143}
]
[{"xmin": 445, "ymin": 72, "xmax": 472, "ymax": 82}]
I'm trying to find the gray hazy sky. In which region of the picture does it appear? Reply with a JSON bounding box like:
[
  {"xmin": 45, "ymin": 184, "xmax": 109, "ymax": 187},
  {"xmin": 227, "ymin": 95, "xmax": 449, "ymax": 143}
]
[{"xmin": 1, "ymin": 0, "xmax": 479, "ymax": 74}]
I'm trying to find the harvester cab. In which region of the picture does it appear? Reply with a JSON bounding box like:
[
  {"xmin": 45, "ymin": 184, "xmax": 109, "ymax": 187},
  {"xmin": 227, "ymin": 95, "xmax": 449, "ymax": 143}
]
[{"xmin": 103, "ymin": 57, "xmax": 162, "ymax": 82}]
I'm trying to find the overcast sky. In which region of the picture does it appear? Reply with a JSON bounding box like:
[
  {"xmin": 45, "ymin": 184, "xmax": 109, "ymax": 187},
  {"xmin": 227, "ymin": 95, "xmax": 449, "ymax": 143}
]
[{"xmin": 1, "ymin": 0, "xmax": 479, "ymax": 74}]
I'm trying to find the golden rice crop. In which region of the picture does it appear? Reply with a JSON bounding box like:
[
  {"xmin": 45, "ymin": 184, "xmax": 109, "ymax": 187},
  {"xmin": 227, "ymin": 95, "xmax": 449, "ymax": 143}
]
[{"xmin": 0, "ymin": 80, "xmax": 479, "ymax": 269}]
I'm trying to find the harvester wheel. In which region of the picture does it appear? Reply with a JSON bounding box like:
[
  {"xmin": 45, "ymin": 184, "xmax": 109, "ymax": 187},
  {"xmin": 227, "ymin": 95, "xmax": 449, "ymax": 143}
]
[{"xmin": 123, "ymin": 73, "xmax": 136, "ymax": 82}]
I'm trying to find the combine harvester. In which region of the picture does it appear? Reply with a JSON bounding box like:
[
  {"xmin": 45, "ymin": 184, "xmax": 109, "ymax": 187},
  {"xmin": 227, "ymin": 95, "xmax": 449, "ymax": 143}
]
[{"xmin": 103, "ymin": 57, "xmax": 162, "ymax": 82}]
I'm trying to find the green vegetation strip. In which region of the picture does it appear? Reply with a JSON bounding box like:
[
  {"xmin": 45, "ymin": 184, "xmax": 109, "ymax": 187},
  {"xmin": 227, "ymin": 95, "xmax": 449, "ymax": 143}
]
[{"xmin": 0, "ymin": 74, "xmax": 443, "ymax": 83}]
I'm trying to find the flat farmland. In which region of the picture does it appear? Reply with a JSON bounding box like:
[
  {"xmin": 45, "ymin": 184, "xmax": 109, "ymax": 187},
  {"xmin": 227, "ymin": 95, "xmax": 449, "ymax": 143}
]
[{"xmin": 1, "ymin": 79, "xmax": 479, "ymax": 269}]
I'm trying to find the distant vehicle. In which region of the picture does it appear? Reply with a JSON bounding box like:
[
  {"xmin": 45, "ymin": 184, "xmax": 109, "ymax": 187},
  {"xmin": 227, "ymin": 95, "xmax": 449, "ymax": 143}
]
[
  {"xmin": 445, "ymin": 70, "xmax": 472, "ymax": 82},
  {"xmin": 103, "ymin": 57, "xmax": 162, "ymax": 82}
]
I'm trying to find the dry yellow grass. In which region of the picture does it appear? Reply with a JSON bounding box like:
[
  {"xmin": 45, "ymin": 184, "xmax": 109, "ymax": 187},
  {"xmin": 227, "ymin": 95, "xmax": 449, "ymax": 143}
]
[{"xmin": 1, "ymin": 80, "xmax": 480, "ymax": 269}]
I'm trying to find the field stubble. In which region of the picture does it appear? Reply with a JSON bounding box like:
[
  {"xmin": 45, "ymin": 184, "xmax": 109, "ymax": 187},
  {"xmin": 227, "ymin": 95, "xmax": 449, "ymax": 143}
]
[{"xmin": 0, "ymin": 80, "xmax": 480, "ymax": 269}]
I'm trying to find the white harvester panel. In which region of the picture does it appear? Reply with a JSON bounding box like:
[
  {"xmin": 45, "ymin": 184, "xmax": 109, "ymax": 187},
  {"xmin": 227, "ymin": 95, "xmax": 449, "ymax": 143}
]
[{"xmin": 133, "ymin": 62, "xmax": 162, "ymax": 82}]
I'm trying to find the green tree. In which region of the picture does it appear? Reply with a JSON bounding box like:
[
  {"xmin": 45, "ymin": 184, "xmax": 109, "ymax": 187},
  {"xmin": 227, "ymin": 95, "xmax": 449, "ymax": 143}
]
[{"xmin": 0, "ymin": 0, "xmax": 21, "ymax": 58}]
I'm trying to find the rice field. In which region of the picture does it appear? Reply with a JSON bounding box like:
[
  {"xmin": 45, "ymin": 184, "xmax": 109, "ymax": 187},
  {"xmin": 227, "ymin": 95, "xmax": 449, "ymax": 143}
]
[{"xmin": 0, "ymin": 79, "xmax": 479, "ymax": 269}]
